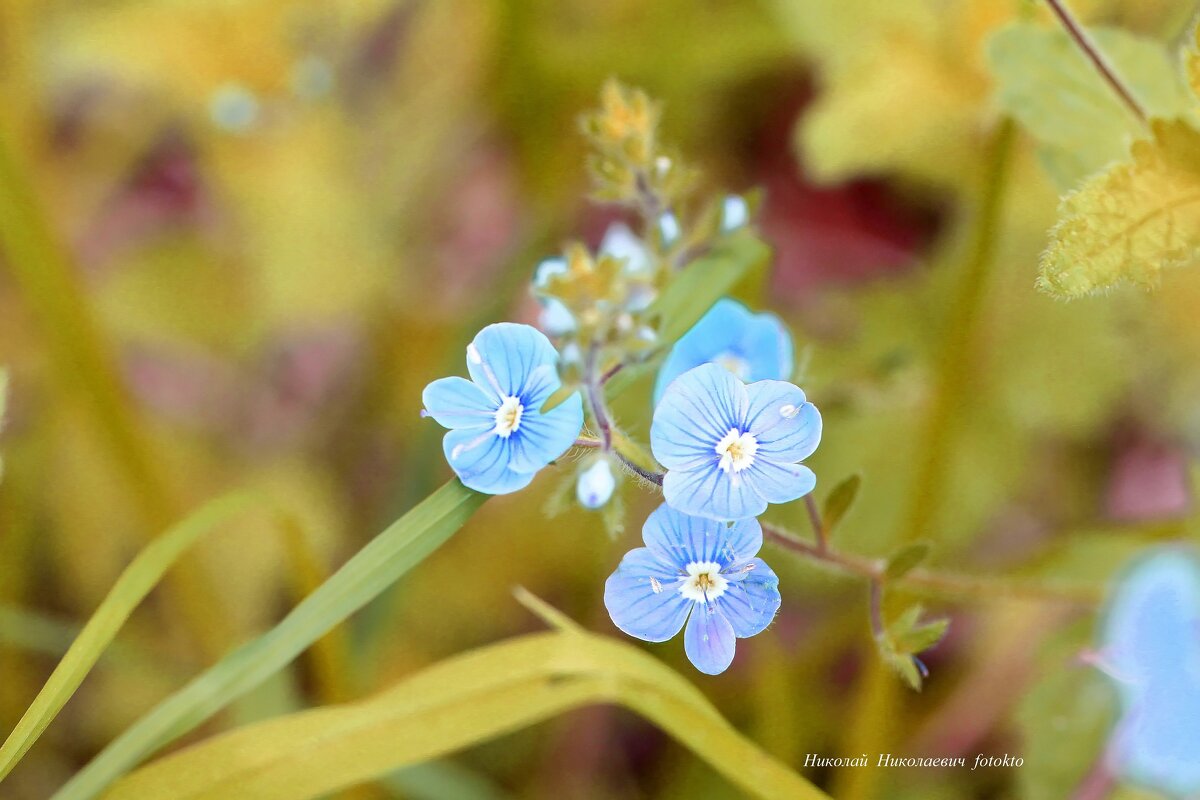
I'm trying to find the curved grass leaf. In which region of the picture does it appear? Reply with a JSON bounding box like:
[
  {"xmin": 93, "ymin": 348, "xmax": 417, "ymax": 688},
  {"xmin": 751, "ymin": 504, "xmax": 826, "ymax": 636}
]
[
  {"xmin": 102, "ymin": 631, "xmax": 828, "ymax": 800},
  {"xmin": 53, "ymin": 480, "xmax": 487, "ymax": 800},
  {"xmin": 0, "ymin": 492, "xmax": 254, "ymax": 782}
]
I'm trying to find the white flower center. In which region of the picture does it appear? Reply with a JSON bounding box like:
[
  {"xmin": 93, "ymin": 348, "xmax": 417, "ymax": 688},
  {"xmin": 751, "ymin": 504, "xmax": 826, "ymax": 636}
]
[
  {"xmin": 715, "ymin": 351, "xmax": 751, "ymax": 380},
  {"xmin": 678, "ymin": 561, "xmax": 729, "ymax": 602},
  {"xmin": 715, "ymin": 427, "xmax": 758, "ymax": 473},
  {"xmin": 493, "ymin": 396, "xmax": 524, "ymax": 438}
]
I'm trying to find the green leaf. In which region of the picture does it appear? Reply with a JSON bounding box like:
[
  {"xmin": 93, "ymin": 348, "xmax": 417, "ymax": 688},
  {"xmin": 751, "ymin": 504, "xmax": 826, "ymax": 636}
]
[
  {"xmin": 101, "ymin": 631, "xmax": 829, "ymax": 800},
  {"xmin": 821, "ymin": 473, "xmax": 861, "ymax": 534},
  {"xmin": 882, "ymin": 649, "xmax": 924, "ymax": 692},
  {"xmin": 55, "ymin": 480, "xmax": 488, "ymax": 800},
  {"xmin": 606, "ymin": 232, "xmax": 770, "ymax": 398},
  {"xmin": 894, "ymin": 617, "xmax": 949, "ymax": 655},
  {"xmin": 986, "ymin": 23, "xmax": 1193, "ymax": 188},
  {"xmin": 1038, "ymin": 120, "xmax": 1200, "ymax": 298},
  {"xmin": 884, "ymin": 541, "xmax": 931, "ymax": 581},
  {"xmin": 0, "ymin": 492, "xmax": 254, "ymax": 783}
]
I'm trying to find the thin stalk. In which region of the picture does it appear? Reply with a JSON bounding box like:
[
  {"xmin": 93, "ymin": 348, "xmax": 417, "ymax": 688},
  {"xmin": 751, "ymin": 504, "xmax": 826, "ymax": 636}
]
[
  {"xmin": 583, "ymin": 343, "xmax": 613, "ymax": 450},
  {"xmin": 761, "ymin": 523, "xmax": 1101, "ymax": 607},
  {"xmin": 1043, "ymin": 0, "xmax": 1148, "ymax": 124},
  {"xmin": 804, "ymin": 495, "xmax": 828, "ymax": 553},
  {"xmin": 903, "ymin": 119, "xmax": 1014, "ymax": 543}
]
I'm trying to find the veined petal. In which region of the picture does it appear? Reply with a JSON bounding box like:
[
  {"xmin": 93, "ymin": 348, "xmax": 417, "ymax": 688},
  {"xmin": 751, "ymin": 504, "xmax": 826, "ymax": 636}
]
[
  {"xmin": 421, "ymin": 376, "xmax": 496, "ymax": 430},
  {"xmin": 605, "ymin": 548, "xmax": 691, "ymax": 642},
  {"xmin": 744, "ymin": 380, "xmax": 821, "ymax": 462},
  {"xmin": 718, "ymin": 558, "xmax": 781, "ymax": 638},
  {"xmin": 507, "ymin": 392, "xmax": 584, "ymax": 473},
  {"xmin": 745, "ymin": 460, "xmax": 816, "ymax": 505},
  {"xmin": 663, "ymin": 462, "xmax": 766, "ymax": 522},
  {"xmin": 741, "ymin": 312, "xmax": 793, "ymax": 383},
  {"xmin": 442, "ymin": 428, "xmax": 532, "ymax": 495},
  {"xmin": 466, "ymin": 323, "xmax": 558, "ymax": 401},
  {"xmin": 653, "ymin": 299, "xmax": 751, "ymax": 402},
  {"xmin": 684, "ymin": 602, "xmax": 736, "ymax": 675},
  {"xmin": 641, "ymin": 503, "xmax": 757, "ymax": 568},
  {"xmin": 651, "ymin": 363, "xmax": 746, "ymax": 470}
]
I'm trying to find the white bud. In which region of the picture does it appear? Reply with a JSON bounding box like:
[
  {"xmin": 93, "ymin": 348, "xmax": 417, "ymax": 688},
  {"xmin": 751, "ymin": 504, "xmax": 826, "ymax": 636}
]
[{"xmin": 576, "ymin": 458, "xmax": 616, "ymax": 509}]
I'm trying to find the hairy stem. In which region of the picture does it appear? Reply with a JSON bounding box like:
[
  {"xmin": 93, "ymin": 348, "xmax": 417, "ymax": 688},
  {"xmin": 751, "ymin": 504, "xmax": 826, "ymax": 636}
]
[{"xmin": 1043, "ymin": 0, "xmax": 1148, "ymax": 124}]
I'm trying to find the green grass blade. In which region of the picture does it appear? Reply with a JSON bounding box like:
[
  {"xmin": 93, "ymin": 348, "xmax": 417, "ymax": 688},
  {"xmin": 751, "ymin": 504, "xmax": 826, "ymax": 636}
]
[
  {"xmin": 0, "ymin": 492, "xmax": 254, "ymax": 782},
  {"xmin": 54, "ymin": 479, "xmax": 486, "ymax": 800},
  {"xmin": 101, "ymin": 631, "xmax": 828, "ymax": 800}
]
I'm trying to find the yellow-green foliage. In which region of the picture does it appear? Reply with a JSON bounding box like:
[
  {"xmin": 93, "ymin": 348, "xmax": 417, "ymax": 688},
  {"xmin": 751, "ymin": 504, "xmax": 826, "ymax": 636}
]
[{"xmin": 1039, "ymin": 120, "xmax": 1200, "ymax": 297}]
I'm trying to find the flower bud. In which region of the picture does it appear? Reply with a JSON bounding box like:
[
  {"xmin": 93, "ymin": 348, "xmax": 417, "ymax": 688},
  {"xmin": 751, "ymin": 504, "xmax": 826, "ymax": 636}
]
[{"xmin": 577, "ymin": 457, "xmax": 616, "ymax": 509}]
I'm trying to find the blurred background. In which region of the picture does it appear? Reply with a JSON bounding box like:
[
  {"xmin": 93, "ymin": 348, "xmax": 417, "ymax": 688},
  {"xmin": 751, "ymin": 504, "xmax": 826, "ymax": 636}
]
[{"xmin": 1, "ymin": 1, "xmax": 1199, "ymax": 798}]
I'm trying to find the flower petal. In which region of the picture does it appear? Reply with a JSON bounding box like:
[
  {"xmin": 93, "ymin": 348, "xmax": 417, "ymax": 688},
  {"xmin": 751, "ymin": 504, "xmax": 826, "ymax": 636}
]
[
  {"xmin": 745, "ymin": 460, "xmax": 816, "ymax": 505},
  {"xmin": 641, "ymin": 503, "xmax": 758, "ymax": 567},
  {"xmin": 466, "ymin": 323, "xmax": 558, "ymax": 401},
  {"xmin": 604, "ymin": 548, "xmax": 691, "ymax": 642},
  {"xmin": 442, "ymin": 428, "xmax": 532, "ymax": 495},
  {"xmin": 507, "ymin": 392, "xmax": 584, "ymax": 473},
  {"xmin": 684, "ymin": 602, "xmax": 737, "ymax": 675},
  {"xmin": 653, "ymin": 299, "xmax": 751, "ymax": 402},
  {"xmin": 422, "ymin": 376, "xmax": 496, "ymax": 430},
  {"xmin": 651, "ymin": 363, "xmax": 746, "ymax": 470},
  {"xmin": 718, "ymin": 558, "xmax": 781, "ymax": 638},
  {"xmin": 662, "ymin": 462, "xmax": 766, "ymax": 522},
  {"xmin": 740, "ymin": 312, "xmax": 793, "ymax": 384},
  {"xmin": 744, "ymin": 380, "xmax": 822, "ymax": 462}
]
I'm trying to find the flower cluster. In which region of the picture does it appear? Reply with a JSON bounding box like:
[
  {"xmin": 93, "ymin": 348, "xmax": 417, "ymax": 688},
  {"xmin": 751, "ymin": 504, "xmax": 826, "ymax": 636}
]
[{"xmin": 421, "ymin": 82, "xmax": 822, "ymax": 675}]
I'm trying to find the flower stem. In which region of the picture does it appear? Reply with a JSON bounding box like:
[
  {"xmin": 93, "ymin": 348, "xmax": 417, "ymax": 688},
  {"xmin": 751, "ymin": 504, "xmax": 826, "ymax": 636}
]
[
  {"xmin": 1043, "ymin": 0, "xmax": 1148, "ymax": 125},
  {"xmin": 583, "ymin": 343, "xmax": 614, "ymax": 450},
  {"xmin": 804, "ymin": 494, "xmax": 828, "ymax": 553},
  {"xmin": 760, "ymin": 523, "xmax": 1101, "ymax": 607}
]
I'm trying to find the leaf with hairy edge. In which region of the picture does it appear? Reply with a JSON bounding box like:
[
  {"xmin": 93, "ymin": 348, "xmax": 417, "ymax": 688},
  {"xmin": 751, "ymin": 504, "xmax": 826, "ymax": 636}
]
[
  {"xmin": 987, "ymin": 24, "xmax": 1192, "ymax": 188},
  {"xmin": 1038, "ymin": 120, "xmax": 1200, "ymax": 298},
  {"xmin": 101, "ymin": 631, "xmax": 829, "ymax": 800},
  {"xmin": 0, "ymin": 492, "xmax": 254, "ymax": 782},
  {"xmin": 54, "ymin": 480, "xmax": 488, "ymax": 800}
]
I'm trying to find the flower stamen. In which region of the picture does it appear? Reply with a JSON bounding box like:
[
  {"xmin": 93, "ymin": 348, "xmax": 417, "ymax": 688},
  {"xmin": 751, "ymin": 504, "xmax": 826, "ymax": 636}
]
[
  {"xmin": 715, "ymin": 428, "xmax": 758, "ymax": 474},
  {"xmin": 678, "ymin": 561, "xmax": 729, "ymax": 602},
  {"xmin": 493, "ymin": 396, "xmax": 524, "ymax": 438}
]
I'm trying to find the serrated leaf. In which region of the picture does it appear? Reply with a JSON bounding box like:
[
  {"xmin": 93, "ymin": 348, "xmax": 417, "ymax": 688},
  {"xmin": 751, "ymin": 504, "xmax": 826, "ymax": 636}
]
[
  {"xmin": 894, "ymin": 618, "xmax": 950, "ymax": 655},
  {"xmin": 822, "ymin": 473, "xmax": 861, "ymax": 534},
  {"xmin": 884, "ymin": 541, "xmax": 931, "ymax": 581},
  {"xmin": 987, "ymin": 23, "xmax": 1193, "ymax": 188},
  {"xmin": 882, "ymin": 649, "xmax": 924, "ymax": 692},
  {"xmin": 101, "ymin": 632, "xmax": 829, "ymax": 800},
  {"xmin": 1039, "ymin": 120, "xmax": 1200, "ymax": 298}
]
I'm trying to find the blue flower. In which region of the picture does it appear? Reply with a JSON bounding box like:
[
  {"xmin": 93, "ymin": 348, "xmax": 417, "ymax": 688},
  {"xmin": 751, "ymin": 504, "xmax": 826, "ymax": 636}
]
[
  {"xmin": 422, "ymin": 323, "xmax": 583, "ymax": 494},
  {"xmin": 653, "ymin": 298, "xmax": 792, "ymax": 403},
  {"xmin": 651, "ymin": 363, "xmax": 820, "ymax": 521},
  {"xmin": 604, "ymin": 503, "xmax": 781, "ymax": 675},
  {"xmin": 1102, "ymin": 549, "xmax": 1200, "ymax": 797}
]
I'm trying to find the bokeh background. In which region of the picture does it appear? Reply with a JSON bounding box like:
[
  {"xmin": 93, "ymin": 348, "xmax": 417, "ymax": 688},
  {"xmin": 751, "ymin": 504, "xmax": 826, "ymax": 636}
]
[{"xmin": 2, "ymin": 1, "xmax": 1199, "ymax": 798}]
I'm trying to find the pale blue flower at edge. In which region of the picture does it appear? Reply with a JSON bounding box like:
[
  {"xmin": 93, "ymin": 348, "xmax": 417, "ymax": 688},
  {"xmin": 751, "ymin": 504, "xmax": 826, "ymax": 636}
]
[
  {"xmin": 422, "ymin": 323, "xmax": 583, "ymax": 494},
  {"xmin": 604, "ymin": 503, "xmax": 781, "ymax": 675},
  {"xmin": 653, "ymin": 298, "xmax": 792, "ymax": 403},
  {"xmin": 1101, "ymin": 548, "xmax": 1200, "ymax": 797},
  {"xmin": 651, "ymin": 363, "xmax": 821, "ymax": 521}
]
